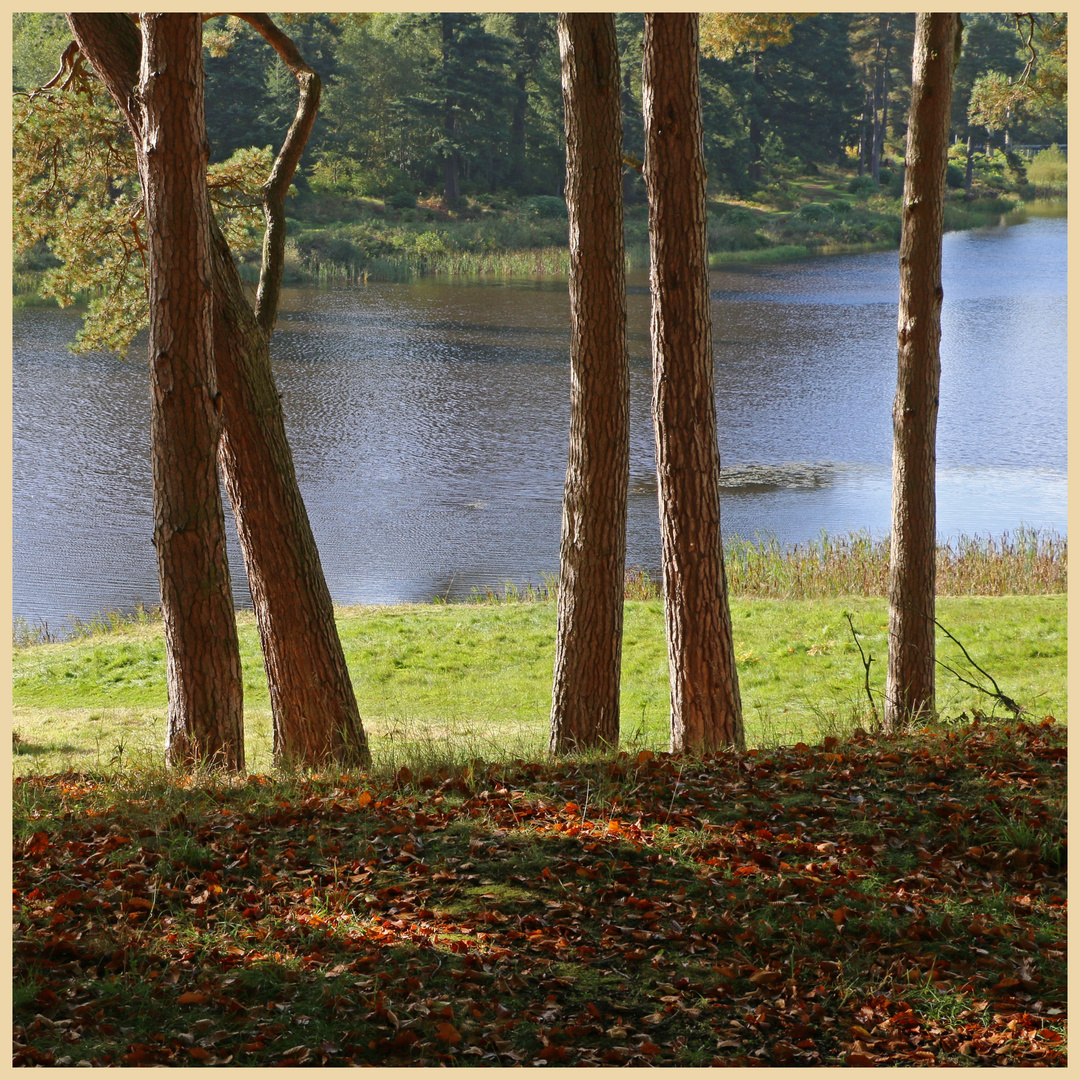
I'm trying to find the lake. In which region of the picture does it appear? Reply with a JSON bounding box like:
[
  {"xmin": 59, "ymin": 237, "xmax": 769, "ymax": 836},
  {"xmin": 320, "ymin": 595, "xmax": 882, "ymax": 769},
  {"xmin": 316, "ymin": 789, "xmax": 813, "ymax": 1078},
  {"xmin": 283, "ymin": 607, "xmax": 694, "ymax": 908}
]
[{"xmin": 12, "ymin": 213, "xmax": 1067, "ymax": 629}]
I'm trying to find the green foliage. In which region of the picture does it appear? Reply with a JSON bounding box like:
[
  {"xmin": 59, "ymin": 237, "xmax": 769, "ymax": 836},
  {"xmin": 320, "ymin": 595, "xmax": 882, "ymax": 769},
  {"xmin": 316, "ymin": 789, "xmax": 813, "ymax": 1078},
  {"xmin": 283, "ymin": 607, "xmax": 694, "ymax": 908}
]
[
  {"xmin": 847, "ymin": 175, "xmax": 878, "ymax": 197},
  {"xmin": 1026, "ymin": 144, "xmax": 1067, "ymax": 188},
  {"xmin": 797, "ymin": 202, "xmax": 833, "ymax": 222},
  {"xmin": 523, "ymin": 194, "xmax": 566, "ymax": 219},
  {"xmin": 12, "ymin": 12, "xmax": 71, "ymax": 92},
  {"xmin": 13, "ymin": 85, "xmax": 146, "ymax": 354},
  {"xmin": 12, "ymin": 80, "xmax": 272, "ymax": 355}
]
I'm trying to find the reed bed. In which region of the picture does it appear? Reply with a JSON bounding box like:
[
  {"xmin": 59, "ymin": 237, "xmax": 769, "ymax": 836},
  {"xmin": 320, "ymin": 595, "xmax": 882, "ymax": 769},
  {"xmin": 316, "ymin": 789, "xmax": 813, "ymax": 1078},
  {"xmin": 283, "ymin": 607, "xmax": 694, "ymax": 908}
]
[
  {"xmin": 725, "ymin": 527, "xmax": 1066, "ymax": 599},
  {"xmin": 470, "ymin": 528, "xmax": 1066, "ymax": 604}
]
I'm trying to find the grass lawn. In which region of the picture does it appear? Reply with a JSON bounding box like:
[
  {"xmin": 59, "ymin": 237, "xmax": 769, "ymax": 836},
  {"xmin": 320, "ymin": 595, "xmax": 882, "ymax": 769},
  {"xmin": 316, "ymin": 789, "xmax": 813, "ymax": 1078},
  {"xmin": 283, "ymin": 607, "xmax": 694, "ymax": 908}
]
[
  {"xmin": 12, "ymin": 717, "xmax": 1066, "ymax": 1066},
  {"xmin": 12, "ymin": 594, "xmax": 1066, "ymax": 776}
]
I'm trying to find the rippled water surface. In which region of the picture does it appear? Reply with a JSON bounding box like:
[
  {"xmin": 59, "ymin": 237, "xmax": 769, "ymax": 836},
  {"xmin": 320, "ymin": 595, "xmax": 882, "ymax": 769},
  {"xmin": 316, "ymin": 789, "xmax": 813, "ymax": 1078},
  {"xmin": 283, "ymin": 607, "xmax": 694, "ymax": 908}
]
[{"xmin": 13, "ymin": 215, "xmax": 1066, "ymax": 626}]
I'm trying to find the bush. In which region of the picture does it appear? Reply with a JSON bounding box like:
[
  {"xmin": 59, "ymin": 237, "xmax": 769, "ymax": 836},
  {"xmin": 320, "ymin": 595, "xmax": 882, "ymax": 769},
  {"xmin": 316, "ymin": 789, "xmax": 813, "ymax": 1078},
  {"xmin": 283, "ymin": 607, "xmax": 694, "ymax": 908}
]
[
  {"xmin": 829, "ymin": 199, "xmax": 852, "ymax": 217},
  {"xmin": 946, "ymin": 163, "xmax": 965, "ymax": 189},
  {"xmin": 387, "ymin": 190, "xmax": 417, "ymax": 210},
  {"xmin": 847, "ymin": 175, "xmax": 877, "ymax": 198},
  {"xmin": 524, "ymin": 195, "xmax": 567, "ymax": 219},
  {"xmin": 1026, "ymin": 145, "xmax": 1067, "ymax": 187},
  {"xmin": 798, "ymin": 202, "xmax": 833, "ymax": 222}
]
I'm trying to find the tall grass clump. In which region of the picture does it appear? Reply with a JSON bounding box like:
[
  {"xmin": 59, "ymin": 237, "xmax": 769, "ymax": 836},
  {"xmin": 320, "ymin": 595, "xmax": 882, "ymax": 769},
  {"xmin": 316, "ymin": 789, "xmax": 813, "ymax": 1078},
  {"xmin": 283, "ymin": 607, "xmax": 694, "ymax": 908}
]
[
  {"xmin": 450, "ymin": 528, "xmax": 1063, "ymax": 607},
  {"xmin": 723, "ymin": 527, "xmax": 1065, "ymax": 598},
  {"xmin": 1025, "ymin": 144, "xmax": 1067, "ymax": 192},
  {"xmin": 13, "ymin": 603, "xmax": 161, "ymax": 647}
]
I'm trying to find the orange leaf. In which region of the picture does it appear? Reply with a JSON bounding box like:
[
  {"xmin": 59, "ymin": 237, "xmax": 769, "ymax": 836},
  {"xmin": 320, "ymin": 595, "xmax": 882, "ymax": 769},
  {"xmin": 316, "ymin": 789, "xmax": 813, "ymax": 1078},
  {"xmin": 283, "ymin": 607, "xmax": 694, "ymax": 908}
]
[
  {"xmin": 177, "ymin": 991, "xmax": 208, "ymax": 1005},
  {"xmin": 125, "ymin": 897, "xmax": 154, "ymax": 911},
  {"xmin": 24, "ymin": 831, "xmax": 50, "ymax": 856},
  {"xmin": 749, "ymin": 969, "xmax": 783, "ymax": 986},
  {"xmin": 357, "ymin": 790, "xmax": 373, "ymax": 808},
  {"xmin": 832, "ymin": 907, "xmax": 849, "ymax": 926},
  {"xmin": 846, "ymin": 1051, "xmax": 877, "ymax": 1067},
  {"xmin": 435, "ymin": 1021, "xmax": 461, "ymax": 1045}
]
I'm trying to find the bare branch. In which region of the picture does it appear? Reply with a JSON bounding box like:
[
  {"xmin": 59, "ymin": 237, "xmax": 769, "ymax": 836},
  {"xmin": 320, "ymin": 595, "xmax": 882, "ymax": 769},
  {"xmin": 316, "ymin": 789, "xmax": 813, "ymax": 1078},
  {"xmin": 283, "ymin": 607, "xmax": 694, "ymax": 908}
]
[
  {"xmin": 845, "ymin": 613, "xmax": 879, "ymax": 725},
  {"xmin": 934, "ymin": 618, "xmax": 1023, "ymax": 717},
  {"xmin": 231, "ymin": 12, "xmax": 322, "ymax": 334}
]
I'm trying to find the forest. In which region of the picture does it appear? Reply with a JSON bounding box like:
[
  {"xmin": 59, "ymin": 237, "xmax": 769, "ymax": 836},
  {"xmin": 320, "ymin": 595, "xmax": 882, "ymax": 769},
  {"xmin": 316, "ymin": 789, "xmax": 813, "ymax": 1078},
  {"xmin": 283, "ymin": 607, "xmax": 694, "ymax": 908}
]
[{"xmin": 13, "ymin": 12, "xmax": 1068, "ymax": 295}]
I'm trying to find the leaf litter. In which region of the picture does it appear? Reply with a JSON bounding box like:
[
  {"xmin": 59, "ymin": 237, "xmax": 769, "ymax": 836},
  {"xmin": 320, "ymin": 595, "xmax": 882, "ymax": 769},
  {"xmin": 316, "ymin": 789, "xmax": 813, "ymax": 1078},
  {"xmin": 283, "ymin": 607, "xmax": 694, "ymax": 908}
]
[{"xmin": 13, "ymin": 714, "xmax": 1066, "ymax": 1066}]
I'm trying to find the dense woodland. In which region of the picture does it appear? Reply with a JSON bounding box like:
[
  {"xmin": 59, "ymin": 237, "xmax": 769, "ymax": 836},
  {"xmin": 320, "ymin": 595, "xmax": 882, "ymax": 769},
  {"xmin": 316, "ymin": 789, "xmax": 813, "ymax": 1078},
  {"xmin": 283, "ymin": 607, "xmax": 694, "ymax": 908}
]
[{"xmin": 13, "ymin": 11, "xmax": 1067, "ymax": 208}]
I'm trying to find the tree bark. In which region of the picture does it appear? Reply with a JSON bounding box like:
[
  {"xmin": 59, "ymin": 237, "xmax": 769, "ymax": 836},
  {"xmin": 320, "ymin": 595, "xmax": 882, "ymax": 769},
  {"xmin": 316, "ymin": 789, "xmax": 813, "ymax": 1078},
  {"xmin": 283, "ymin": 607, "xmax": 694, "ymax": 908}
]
[
  {"xmin": 137, "ymin": 13, "xmax": 244, "ymax": 769},
  {"xmin": 549, "ymin": 13, "xmax": 629, "ymax": 754},
  {"xmin": 642, "ymin": 13, "xmax": 743, "ymax": 754},
  {"xmin": 208, "ymin": 216, "xmax": 369, "ymax": 767},
  {"xmin": 885, "ymin": 12, "xmax": 959, "ymax": 730},
  {"xmin": 67, "ymin": 12, "xmax": 369, "ymax": 767}
]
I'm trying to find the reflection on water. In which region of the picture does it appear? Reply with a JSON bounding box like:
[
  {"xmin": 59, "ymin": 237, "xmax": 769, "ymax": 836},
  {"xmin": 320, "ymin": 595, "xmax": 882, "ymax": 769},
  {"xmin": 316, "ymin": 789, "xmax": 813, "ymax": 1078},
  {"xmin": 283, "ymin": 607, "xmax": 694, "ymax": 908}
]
[{"xmin": 13, "ymin": 216, "xmax": 1066, "ymax": 626}]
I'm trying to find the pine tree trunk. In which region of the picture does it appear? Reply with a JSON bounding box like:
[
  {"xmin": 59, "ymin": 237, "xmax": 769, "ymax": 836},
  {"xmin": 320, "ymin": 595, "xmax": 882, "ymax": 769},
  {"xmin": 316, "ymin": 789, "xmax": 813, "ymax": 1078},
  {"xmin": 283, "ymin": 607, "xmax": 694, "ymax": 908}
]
[
  {"xmin": 885, "ymin": 13, "xmax": 959, "ymax": 730},
  {"xmin": 549, "ymin": 13, "xmax": 629, "ymax": 754},
  {"xmin": 209, "ymin": 217, "xmax": 370, "ymax": 767},
  {"xmin": 66, "ymin": 12, "xmax": 370, "ymax": 769},
  {"xmin": 510, "ymin": 67, "xmax": 527, "ymax": 191},
  {"xmin": 642, "ymin": 13, "xmax": 743, "ymax": 754},
  {"xmin": 137, "ymin": 14, "xmax": 244, "ymax": 770}
]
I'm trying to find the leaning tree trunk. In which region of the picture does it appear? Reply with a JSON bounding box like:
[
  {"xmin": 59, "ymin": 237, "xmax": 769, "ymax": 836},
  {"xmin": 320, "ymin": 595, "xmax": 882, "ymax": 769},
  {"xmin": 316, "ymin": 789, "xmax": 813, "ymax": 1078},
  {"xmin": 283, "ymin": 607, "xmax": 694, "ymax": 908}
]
[
  {"xmin": 885, "ymin": 13, "xmax": 960, "ymax": 731},
  {"xmin": 549, "ymin": 13, "xmax": 629, "ymax": 754},
  {"xmin": 642, "ymin": 13, "xmax": 743, "ymax": 754},
  {"xmin": 137, "ymin": 13, "xmax": 244, "ymax": 769},
  {"xmin": 67, "ymin": 12, "xmax": 369, "ymax": 768},
  {"xmin": 209, "ymin": 217, "xmax": 368, "ymax": 767}
]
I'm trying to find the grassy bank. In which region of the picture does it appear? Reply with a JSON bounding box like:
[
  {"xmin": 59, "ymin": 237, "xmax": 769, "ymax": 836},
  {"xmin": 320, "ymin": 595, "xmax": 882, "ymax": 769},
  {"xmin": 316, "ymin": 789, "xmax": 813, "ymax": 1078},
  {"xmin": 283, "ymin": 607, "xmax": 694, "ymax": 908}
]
[
  {"xmin": 15, "ymin": 161, "xmax": 1063, "ymax": 301},
  {"xmin": 13, "ymin": 591, "xmax": 1066, "ymax": 777},
  {"xmin": 13, "ymin": 716, "xmax": 1066, "ymax": 1065}
]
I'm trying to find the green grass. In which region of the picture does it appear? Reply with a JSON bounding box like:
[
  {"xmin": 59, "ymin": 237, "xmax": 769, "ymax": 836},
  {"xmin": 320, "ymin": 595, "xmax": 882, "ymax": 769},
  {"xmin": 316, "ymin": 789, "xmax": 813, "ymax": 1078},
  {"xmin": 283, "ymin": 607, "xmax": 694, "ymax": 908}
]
[{"xmin": 12, "ymin": 592, "xmax": 1066, "ymax": 777}]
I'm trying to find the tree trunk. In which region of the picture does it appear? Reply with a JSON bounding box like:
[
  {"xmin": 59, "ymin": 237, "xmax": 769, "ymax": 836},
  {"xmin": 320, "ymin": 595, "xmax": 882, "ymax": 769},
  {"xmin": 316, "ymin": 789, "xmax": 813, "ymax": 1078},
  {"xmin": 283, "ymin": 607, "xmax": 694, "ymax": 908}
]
[
  {"xmin": 885, "ymin": 13, "xmax": 959, "ymax": 730},
  {"xmin": 441, "ymin": 13, "xmax": 460, "ymax": 204},
  {"xmin": 66, "ymin": 12, "xmax": 370, "ymax": 768},
  {"xmin": 549, "ymin": 13, "xmax": 629, "ymax": 754},
  {"xmin": 858, "ymin": 83, "xmax": 871, "ymax": 176},
  {"xmin": 510, "ymin": 66, "xmax": 527, "ymax": 190},
  {"xmin": 964, "ymin": 133, "xmax": 974, "ymax": 193},
  {"xmin": 209, "ymin": 216, "xmax": 370, "ymax": 767},
  {"xmin": 748, "ymin": 53, "xmax": 765, "ymax": 184},
  {"xmin": 137, "ymin": 14, "xmax": 244, "ymax": 769},
  {"xmin": 642, "ymin": 13, "xmax": 743, "ymax": 754}
]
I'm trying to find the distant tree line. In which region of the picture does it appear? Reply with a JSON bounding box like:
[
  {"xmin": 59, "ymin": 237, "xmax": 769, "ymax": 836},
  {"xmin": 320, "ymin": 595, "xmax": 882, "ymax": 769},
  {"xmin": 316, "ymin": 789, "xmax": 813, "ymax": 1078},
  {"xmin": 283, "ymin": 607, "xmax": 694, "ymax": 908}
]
[{"xmin": 14, "ymin": 12, "xmax": 1067, "ymax": 208}]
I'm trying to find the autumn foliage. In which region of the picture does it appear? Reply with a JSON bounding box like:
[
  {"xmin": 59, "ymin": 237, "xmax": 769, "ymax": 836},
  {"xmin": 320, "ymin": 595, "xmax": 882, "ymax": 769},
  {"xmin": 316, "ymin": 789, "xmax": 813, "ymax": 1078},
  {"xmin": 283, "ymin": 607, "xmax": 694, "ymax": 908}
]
[{"xmin": 13, "ymin": 717, "xmax": 1065, "ymax": 1066}]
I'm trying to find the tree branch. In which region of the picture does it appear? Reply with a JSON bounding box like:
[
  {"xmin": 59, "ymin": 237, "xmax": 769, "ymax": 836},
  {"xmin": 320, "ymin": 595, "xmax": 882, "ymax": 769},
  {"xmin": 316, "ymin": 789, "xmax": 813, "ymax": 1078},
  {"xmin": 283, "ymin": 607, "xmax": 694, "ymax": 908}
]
[
  {"xmin": 232, "ymin": 12, "xmax": 322, "ymax": 335},
  {"xmin": 845, "ymin": 613, "xmax": 878, "ymax": 725},
  {"xmin": 934, "ymin": 618, "xmax": 1023, "ymax": 717},
  {"xmin": 64, "ymin": 14, "xmax": 142, "ymax": 135}
]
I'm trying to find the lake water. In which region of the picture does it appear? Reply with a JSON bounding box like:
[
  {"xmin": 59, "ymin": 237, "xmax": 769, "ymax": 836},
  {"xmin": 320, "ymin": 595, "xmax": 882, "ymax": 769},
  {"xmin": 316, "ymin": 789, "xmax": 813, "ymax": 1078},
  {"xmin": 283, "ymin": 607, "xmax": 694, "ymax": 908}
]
[{"xmin": 12, "ymin": 214, "xmax": 1067, "ymax": 628}]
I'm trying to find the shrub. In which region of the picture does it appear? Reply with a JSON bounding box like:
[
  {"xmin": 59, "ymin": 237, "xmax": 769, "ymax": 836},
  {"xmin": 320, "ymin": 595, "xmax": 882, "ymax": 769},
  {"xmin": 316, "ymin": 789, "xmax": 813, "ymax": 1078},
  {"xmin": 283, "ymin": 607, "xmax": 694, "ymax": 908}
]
[
  {"xmin": 798, "ymin": 202, "xmax": 833, "ymax": 222},
  {"xmin": 387, "ymin": 190, "xmax": 417, "ymax": 210},
  {"xmin": 847, "ymin": 175, "xmax": 877, "ymax": 198},
  {"xmin": 524, "ymin": 195, "xmax": 567, "ymax": 219},
  {"xmin": 946, "ymin": 163, "xmax": 965, "ymax": 189},
  {"xmin": 1027, "ymin": 144, "xmax": 1067, "ymax": 187}
]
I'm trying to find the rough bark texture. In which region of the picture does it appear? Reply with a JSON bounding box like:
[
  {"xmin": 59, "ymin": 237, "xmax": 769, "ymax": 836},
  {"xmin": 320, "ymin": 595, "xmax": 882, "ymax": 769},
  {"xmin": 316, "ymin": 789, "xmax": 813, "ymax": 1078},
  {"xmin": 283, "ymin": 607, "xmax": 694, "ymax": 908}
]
[
  {"xmin": 209, "ymin": 218, "xmax": 369, "ymax": 767},
  {"xmin": 67, "ymin": 12, "xmax": 369, "ymax": 767},
  {"xmin": 549, "ymin": 13, "xmax": 629, "ymax": 754},
  {"xmin": 885, "ymin": 13, "xmax": 959, "ymax": 730},
  {"xmin": 137, "ymin": 13, "xmax": 244, "ymax": 769},
  {"xmin": 642, "ymin": 14, "xmax": 743, "ymax": 753}
]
